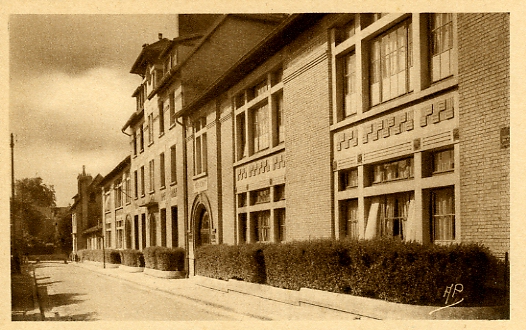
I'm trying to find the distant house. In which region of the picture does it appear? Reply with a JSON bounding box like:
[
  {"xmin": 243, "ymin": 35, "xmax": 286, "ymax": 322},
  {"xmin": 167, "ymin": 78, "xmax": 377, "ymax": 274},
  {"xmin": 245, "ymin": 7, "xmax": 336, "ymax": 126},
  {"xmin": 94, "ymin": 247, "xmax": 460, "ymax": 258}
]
[
  {"xmin": 100, "ymin": 156, "xmax": 132, "ymax": 249},
  {"xmin": 70, "ymin": 166, "xmax": 103, "ymax": 256}
]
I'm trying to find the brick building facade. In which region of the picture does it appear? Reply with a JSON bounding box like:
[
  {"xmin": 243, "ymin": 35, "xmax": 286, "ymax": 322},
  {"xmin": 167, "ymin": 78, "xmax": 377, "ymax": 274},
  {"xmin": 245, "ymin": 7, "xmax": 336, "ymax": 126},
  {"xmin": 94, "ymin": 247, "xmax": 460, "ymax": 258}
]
[{"xmin": 99, "ymin": 13, "xmax": 509, "ymax": 274}]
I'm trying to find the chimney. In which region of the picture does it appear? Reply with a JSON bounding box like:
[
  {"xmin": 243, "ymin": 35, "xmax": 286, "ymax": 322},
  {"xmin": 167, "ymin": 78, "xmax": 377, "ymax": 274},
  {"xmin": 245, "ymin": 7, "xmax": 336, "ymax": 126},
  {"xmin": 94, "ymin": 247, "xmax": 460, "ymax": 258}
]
[
  {"xmin": 158, "ymin": 33, "xmax": 163, "ymax": 40},
  {"xmin": 82, "ymin": 165, "xmax": 86, "ymax": 175}
]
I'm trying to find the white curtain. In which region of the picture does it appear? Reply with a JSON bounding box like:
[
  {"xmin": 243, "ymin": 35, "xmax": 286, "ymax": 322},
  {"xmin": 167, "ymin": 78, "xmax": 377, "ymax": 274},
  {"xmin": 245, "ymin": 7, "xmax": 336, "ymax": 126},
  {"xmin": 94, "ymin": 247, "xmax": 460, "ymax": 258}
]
[
  {"xmin": 365, "ymin": 198, "xmax": 380, "ymax": 239},
  {"xmin": 405, "ymin": 199, "xmax": 416, "ymax": 241}
]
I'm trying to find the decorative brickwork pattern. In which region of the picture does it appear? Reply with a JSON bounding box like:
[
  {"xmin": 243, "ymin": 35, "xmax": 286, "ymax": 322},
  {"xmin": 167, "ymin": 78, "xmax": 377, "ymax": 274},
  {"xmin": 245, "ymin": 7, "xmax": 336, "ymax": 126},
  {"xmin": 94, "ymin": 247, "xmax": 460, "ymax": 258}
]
[
  {"xmin": 336, "ymin": 129, "xmax": 358, "ymax": 151},
  {"xmin": 457, "ymin": 13, "xmax": 510, "ymax": 258},
  {"xmin": 363, "ymin": 110, "xmax": 414, "ymax": 144},
  {"xmin": 420, "ymin": 97, "xmax": 454, "ymax": 127}
]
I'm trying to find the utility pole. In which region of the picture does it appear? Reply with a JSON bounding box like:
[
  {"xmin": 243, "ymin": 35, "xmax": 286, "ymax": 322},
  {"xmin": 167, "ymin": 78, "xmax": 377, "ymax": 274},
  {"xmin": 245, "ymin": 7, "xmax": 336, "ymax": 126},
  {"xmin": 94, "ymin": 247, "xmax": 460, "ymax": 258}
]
[{"xmin": 11, "ymin": 133, "xmax": 20, "ymax": 273}]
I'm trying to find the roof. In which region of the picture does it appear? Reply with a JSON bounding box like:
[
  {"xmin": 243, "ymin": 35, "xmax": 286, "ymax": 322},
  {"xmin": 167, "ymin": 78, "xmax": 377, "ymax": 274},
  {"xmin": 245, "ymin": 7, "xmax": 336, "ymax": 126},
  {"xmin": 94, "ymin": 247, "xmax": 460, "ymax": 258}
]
[
  {"xmin": 100, "ymin": 156, "xmax": 132, "ymax": 186},
  {"xmin": 122, "ymin": 108, "xmax": 144, "ymax": 132},
  {"xmin": 176, "ymin": 14, "xmax": 325, "ymax": 118},
  {"xmin": 130, "ymin": 38, "xmax": 172, "ymax": 75},
  {"xmin": 83, "ymin": 223, "xmax": 102, "ymax": 235},
  {"xmin": 152, "ymin": 14, "xmax": 286, "ymax": 99}
]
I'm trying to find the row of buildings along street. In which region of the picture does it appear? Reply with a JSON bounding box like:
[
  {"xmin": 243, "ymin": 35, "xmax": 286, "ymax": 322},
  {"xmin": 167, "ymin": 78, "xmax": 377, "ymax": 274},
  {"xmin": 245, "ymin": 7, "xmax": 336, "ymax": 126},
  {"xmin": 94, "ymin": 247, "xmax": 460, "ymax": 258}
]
[{"xmin": 68, "ymin": 13, "xmax": 509, "ymax": 277}]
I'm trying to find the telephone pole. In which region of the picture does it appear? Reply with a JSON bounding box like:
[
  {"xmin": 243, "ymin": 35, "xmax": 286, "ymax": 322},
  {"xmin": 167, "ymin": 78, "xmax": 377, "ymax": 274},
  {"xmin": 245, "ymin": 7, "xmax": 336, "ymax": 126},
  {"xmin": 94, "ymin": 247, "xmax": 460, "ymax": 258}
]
[{"xmin": 11, "ymin": 133, "xmax": 20, "ymax": 273}]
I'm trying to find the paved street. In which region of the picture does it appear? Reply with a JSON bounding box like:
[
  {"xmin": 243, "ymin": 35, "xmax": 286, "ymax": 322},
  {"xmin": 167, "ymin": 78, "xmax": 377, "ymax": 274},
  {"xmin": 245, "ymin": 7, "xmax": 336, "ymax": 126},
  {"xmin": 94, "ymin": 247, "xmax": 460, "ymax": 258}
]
[{"xmin": 34, "ymin": 261, "xmax": 240, "ymax": 321}]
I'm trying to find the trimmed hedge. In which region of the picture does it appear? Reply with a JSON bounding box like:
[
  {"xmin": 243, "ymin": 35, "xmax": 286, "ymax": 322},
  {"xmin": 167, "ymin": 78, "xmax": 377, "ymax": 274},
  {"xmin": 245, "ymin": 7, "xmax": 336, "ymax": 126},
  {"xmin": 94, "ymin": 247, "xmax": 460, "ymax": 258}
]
[
  {"xmin": 77, "ymin": 249, "xmax": 121, "ymax": 264},
  {"xmin": 143, "ymin": 247, "xmax": 185, "ymax": 271},
  {"xmin": 195, "ymin": 244, "xmax": 266, "ymax": 283},
  {"xmin": 195, "ymin": 239, "xmax": 500, "ymax": 306},
  {"xmin": 120, "ymin": 249, "xmax": 145, "ymax": 267}
]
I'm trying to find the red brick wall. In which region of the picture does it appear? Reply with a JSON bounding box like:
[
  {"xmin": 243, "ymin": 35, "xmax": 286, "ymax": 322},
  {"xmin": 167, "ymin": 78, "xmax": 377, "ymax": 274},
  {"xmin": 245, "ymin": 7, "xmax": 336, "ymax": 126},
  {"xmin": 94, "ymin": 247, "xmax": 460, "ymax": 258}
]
[
  {"xmin": 283, "ymin": 20, "xmax": 333, "ymax": 240},
  {"xmin": 457, "ymin": 13, "xmax": 510, "ymax": 258}
]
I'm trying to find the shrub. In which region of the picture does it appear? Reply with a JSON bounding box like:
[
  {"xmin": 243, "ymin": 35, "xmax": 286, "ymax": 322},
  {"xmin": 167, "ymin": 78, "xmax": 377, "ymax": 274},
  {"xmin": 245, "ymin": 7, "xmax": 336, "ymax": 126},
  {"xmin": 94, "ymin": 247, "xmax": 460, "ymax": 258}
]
[
  {"xmin": 197, "ymin": 239, "xmax": 497, "ymax": 305},
  {"xmin": 119, "ymin": 249, "xmax": 145, "ymax": 267},
  {"xmin": 143, "ymin": 247, "xmax": 157, "ymax": 270},
  {"xmin": 264, "ymin": 238, "xmax": 493, "ymax": 305},
  {"xmin": 195, "ymin": 244, "xmax": 266, "ymax": 283},
  {"xmin": 104, "ymin": 249, "xmax": 121, "ymax": 264},
  {"xmin": 143, "ymin": 247, "xmax": 185, "ymax": 271},
  {"xmin": 155, "ymin": 247, "xmax": 185, "ymax": 271}
]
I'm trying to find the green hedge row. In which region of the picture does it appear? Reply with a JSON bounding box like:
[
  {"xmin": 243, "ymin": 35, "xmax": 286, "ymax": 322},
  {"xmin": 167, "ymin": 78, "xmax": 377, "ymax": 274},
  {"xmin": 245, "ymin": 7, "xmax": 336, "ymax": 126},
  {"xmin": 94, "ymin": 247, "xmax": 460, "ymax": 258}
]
[
  {"xmin": 195, "ymin": 239, "xmax": 502, "ymax": 306},
  {"xmin": 195, "ymin": 244, "xmax": 266, "ymax": 283},
  {"xmin": 119, "ymin": 249, "xmax": 145, "ymax": 267},
  {"xmin": 143, "ymin": 247, "xmax": 185, "ymax": 271},
  {"xmin": 78, "ymin": 249, "xmax": 121, "ymax": 264}
]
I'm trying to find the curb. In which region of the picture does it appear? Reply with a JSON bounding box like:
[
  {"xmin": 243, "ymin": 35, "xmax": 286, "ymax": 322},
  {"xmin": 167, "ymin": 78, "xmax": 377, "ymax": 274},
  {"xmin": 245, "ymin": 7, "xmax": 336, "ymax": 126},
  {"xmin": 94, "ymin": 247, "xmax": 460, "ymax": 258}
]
[{"xmin": 29, "ymin": 265, "xmax": 44, "ymax": 321}]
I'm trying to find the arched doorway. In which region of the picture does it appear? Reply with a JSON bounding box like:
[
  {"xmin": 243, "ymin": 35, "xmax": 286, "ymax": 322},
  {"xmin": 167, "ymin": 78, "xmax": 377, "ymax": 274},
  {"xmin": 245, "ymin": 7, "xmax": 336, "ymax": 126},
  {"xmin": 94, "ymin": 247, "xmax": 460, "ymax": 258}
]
[{"xmin": 195, "ymin": 207, "xmax": 211, "ymax": 247}]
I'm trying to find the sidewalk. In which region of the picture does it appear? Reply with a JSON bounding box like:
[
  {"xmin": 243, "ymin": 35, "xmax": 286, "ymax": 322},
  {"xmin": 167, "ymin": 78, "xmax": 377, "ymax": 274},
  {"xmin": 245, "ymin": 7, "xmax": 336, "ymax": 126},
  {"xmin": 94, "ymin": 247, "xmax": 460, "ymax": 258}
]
[
  {"xmin": 11, "ymin": 264, "xmax": 43, "ymax": 321},
  {"xmin": 72, "ymin": 262, "xmax": 364, "ymax": 320}
]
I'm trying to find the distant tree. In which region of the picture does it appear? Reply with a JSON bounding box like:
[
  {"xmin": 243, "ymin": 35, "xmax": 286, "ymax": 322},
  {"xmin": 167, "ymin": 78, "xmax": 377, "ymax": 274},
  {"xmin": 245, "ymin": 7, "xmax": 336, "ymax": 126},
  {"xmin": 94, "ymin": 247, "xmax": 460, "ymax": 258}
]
[
  {"xmin": 57, "ymin": 209, "xmax": 73, "ymax": 254},
  {"xmin": 15, "ymin": 177, "xmax": 56, "ymax": 207},
  {"xmin": 13, "ymin": 177, "xmax": 56, "ymax": 252}
]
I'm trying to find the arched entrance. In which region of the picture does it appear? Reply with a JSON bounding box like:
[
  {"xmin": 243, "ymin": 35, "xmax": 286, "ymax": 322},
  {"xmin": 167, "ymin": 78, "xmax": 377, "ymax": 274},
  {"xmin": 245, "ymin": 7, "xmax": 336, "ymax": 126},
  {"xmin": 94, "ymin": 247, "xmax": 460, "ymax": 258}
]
[{"xmin": 195, "ymin": 206, "xmax": 211, "ymax": 247}]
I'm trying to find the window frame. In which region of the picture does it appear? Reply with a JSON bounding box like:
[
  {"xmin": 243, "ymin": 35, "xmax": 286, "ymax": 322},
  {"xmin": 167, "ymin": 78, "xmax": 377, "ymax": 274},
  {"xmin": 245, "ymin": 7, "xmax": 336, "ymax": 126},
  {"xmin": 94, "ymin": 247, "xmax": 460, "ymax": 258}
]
[
  {"xmin": 149, "ymin": 159, "xmax": 155, "ymax": 193},
  {"xmin": 369, "ymin": 18, "xmax": 413, "ymax": 107},
  {"xmin": 170, "ymin": 145, "xmax": 177, "ymax": 184},
  {"xmin": 430, "ymin": 13, "xmax": 454, "ymax": 82},
  {"xmin": 431, "ymin": 187, "xmax": 455, "ymax": 242},
  {"xmin": 193, "ymin": 117, "xmax": 208, "ymax": 176},
  {"xmin": 159, "ymin": 152, "xmax": 166, "ymax": 189}
]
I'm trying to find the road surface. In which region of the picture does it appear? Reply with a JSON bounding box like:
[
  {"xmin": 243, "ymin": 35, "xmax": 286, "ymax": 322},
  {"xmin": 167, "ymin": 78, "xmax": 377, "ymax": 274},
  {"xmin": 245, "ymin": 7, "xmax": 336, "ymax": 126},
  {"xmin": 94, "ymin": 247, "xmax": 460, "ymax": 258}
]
[{"xmin": 34, "ymin": 261, "xmax": 240, "ymax": 321}]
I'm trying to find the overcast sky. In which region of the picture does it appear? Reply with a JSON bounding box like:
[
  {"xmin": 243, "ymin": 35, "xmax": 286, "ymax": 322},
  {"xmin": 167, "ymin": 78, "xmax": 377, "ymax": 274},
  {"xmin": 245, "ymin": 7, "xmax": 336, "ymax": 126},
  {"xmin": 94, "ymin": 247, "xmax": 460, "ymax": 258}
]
[{"xmin": 9, "ymin": 15, "xmax": 179, "ymax": 206}]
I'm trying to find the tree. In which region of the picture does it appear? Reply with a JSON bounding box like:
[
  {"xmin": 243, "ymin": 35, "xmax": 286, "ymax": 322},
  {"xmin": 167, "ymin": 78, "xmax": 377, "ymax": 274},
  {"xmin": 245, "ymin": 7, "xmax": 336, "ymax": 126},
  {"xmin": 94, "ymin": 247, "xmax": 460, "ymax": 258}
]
[
  {"xmin": 57, "ymin": 209, "xmax": 73, "ymax": 254},
  {"xmin": 13, "ymin": 177, "xmax": 56, "ymax": 253}
]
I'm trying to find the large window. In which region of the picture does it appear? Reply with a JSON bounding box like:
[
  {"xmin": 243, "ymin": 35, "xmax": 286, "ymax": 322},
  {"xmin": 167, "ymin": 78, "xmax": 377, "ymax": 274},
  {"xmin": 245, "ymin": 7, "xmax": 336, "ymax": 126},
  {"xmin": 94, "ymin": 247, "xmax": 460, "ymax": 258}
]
[
  {"xmin": 372, "ymin": 158, "xmax": 414, "ymax": 184},
  {"xmin": 235, "ymin": 68, "xmax": 284, "ymax": 160},
  {"xmin": 274, "ymin": 92, "xmax": 285, "ymax": 145},
  {"xmin": 339, "ymin": 168, "xmax": 358, "ymax": 190},
  {"xmin": 342, "ymin": 199, "xmax": 358, "ymax": 239},
  {"xmin": 125, "ymin": 172, "xmax": 131, "ymax": 204},
  {"xmin": 134, "ymin": 170, "xmax": 138, "ymax": 198},
  {"xmin": 276, "ymin": 209, "xmax": 286, "ymax": 242},
  {"xmin": 148, "ymin": 113, "xmax": 154, "ymax": 144},
  {"xmin": 171, "ymin": 206, "xmax": 178, "ymax": 247},
  {"xmin": 149, "ymin": 214, "xmax": 156, "ymax": 247},
  {"xmin": 254, "ymin": 211, "xmax": 271, "ymax": 243},
  {"xmin": 160, "ymin": 209, "xmax": 167, "ymax": 247},
  {"xmin": 431, "ymin": 188, "xmax": 455, "ymax": 242},
  {"xmin": 139, "ymin": 124, "xmax": 144, "ymax": 152},
  {"xmin": 115, "ymin": 179, "xmax": 123, "ymax": 208},
  {"xmin": 106, "ymin": 223, "xmax": 112, "ymax": 248},
  {"xmin": 341, "ymin": 53, "xmax": 358, "ymax": 117},
  {"xmin": 433, "ymin": 148, "xmax": 454, "ymax": 174},
  {"xmin": 431, "ymin": 13, "xmax": 454, "ymax": 82},
  {"xmin": 140, "ymin": 166, "xmax": 145, "ymax": 196},
  {"xmin": 116, "ymin": 219, "xmax": 124, "ymax": 249},
  {"xmin": 169, "ymin": 92, "xmax": 176, "ymax": 126},
  {"xmin": 133, "ymin": 131, "xmax": 137, "ymax": 156},
  {"xmin": 160, "ymin": 152, "xmax": 166, "ymax": 189},
  {"xmin": 236, "ymin": 113, "xmax": 247, "ymax": 160},
  {"xmin": 252, "ymin": 103, "xmax": 269, "ymax": 153},
  {"xmin": 159, "ymin": 102, "xmax": 165, "ymax": 135},
  {"xmin": 170, "ymin": 145, "xmax": 177, "ymax": 184},
  {"xmin": 149, "ymin": 159, "xmax": 155, "ymax": 192},
  {"xmin": 370, "ymin": 19, "xmax": 413, "ymax": 106},
  {"xmin": 378, "ymin": 193, "xmax": 412, "ymax": 240},
  {"xmin": 251, "ymin": 188, "xmax": 270, "ymax": 205},
  {"xmin": 194, "ymin": 117, "xmax": 207, "ymax": 176}
]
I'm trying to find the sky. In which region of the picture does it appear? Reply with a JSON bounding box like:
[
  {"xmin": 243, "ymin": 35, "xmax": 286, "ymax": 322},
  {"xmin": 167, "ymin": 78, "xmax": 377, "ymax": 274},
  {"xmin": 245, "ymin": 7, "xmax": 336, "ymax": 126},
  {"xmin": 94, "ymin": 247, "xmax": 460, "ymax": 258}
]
[{"xmin": 9, "ymin": 14, "xmax": 179, "ymax": 206}]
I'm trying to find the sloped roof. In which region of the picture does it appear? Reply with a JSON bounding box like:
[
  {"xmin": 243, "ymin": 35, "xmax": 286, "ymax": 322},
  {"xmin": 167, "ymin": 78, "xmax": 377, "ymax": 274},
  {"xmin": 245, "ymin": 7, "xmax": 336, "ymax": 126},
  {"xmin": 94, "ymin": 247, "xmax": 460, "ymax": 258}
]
[{"xmin": 130, "ymin": 38, "xmax": 172, "ymax": 75}]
